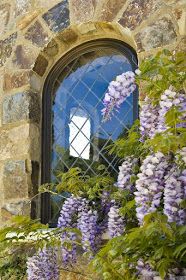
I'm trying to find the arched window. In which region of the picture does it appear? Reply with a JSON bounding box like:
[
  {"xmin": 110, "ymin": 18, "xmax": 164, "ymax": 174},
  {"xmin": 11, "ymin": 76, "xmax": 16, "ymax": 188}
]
[{"xmin": 41, "ymin": 39, "xmax": 138, "ymax": 225}]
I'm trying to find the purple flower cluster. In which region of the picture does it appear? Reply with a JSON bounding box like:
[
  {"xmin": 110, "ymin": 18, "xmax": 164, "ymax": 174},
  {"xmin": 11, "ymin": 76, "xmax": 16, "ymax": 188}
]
[
  {"xmin": 77, "ymin": 199, "xmax": 98, "ymax": 253},
  {"xmin": 108, "ymin": 203, "xmax": 125, "ymax": 238},
  {"xmin": 178, "ymin": 91, "xmax": 186, "ymax": 128},
  {"xmin": 27, "ymin": 247, "xmax": 59, "ymax": 280},
  {"xmin": 140, "ymin": 87, "xmax": 186, "ymax": 141},
  {"xmin": 164, "ymin": 166, "xmax": 186, "ymax": 225},
  {"xmin": 157, "ymin": 87, "xmax": 179, "ymax": 132},
  {"xmin": 135, "ymin": 152, "xmax": 169, "ymax": 224},
  {"xmin": 58, "ymin": 195, "xmax": 81, "ymax": 228},
  {"xmin": 58, "ymin": 195, "xmax": 81, "ymax": 264},
  {"xmin": 139, "ymin": 97, "xmax": 160, "ymax": 141},
  {"xmin": 102, "ymin": 71, "xmax": 136, "ymax": 121},
  {"xmin": 117, "ymin": 157, "xmax": 138, "ymax": 191},
  {"xmin": 136, "ymin": 259, "xmax": 158, "ymax": 279}
]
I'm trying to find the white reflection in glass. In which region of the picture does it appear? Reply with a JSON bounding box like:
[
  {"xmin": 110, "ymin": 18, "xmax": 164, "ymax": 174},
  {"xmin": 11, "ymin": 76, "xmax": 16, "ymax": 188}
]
[{"xmin": 69, "ymin": 108, "xmax": 91, "ymax": 160}]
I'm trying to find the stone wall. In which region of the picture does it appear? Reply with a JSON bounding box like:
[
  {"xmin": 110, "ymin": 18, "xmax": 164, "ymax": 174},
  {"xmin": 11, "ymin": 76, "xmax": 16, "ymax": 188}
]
[{"xmin": 0, "ymin": 0, "xmax": 185, "ymax": 225}]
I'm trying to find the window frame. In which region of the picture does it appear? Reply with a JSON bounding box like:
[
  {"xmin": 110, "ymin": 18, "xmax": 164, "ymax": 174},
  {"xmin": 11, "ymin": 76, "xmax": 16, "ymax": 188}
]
[{"xmin": 41, "ymin": 38, "xmax": 138, "ymax": 225}]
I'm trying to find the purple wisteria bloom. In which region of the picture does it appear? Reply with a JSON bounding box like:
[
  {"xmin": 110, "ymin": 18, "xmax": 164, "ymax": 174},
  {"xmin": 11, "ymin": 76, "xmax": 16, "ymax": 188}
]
[
  {"xmin": 139, "ymin": 97, "xmax": 160, "ymax": 141},
  {"xmin": 77, "ymin": 199, "xmax": 98, "ymax": 253},
  {"xmin": 164, "ymin": 166, "xmax": 186, "ymax": 225},
  {"xmin": 157, "ymin": 87, "xmax": 186, "ymax": 132},
  {"xmin": 136, "ymin": 259, "xmax": 158, "ymax": 279},
  {"xmin": 58, "ymin": 195, "xmax": 82, "ymax": 264},
  {"xmin": 157, "ymin": 87, "xmax": 177, "ymax": 132},
  {"xmin": 108, "ymin": 203, "xmax": 125, "ymax": 238},
  {"xmin": 102, "ymin": 71, "xmax": 136, "ymax": 121},
  {"xmin": 27, "ymin": 247, "xmax": 59, "ymax": 280},
  {"xmin": 117, "ymin": 157, "xmax": 138, "ymax": 192},
  {"xmin": 134, "ymin": 152, "xmax": 169, "ymax": 224}
]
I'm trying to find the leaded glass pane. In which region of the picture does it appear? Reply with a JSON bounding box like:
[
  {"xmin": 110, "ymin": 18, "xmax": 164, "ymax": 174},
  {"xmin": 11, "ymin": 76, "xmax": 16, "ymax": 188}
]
[{"xmin": 49, "ymin": 47, "xmax": 137, "ymax": 224}]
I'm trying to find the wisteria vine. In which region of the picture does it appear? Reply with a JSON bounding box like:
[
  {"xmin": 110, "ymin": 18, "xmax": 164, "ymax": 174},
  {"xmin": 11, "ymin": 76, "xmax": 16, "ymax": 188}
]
[{"xmin": 27, "ymin": 63, "xmax": 186, "ymax": 279}]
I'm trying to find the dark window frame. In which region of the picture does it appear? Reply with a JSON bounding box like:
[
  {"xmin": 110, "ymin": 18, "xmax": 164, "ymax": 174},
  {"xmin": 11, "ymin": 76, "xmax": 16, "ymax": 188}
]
[{"xmin": 41, "ymin": 38, "xmax": 138, "ymax": 225}]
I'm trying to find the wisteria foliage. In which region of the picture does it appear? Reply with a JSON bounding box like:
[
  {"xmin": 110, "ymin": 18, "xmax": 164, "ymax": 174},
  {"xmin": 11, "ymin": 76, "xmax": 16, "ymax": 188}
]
[{"xmin": 26, "ymin": 51, "xmax": 186, "ymax": 280}]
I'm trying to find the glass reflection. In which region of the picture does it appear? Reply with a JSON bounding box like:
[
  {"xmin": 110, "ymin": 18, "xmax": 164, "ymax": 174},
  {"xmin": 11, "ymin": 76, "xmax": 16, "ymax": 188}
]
[
  {"xmin": 50, "ymin": 51, "xmax": 136, "ymax": 223},
  {"xmin": 69, "ymin": 108, "xmax": 91, "ymax": 160}
]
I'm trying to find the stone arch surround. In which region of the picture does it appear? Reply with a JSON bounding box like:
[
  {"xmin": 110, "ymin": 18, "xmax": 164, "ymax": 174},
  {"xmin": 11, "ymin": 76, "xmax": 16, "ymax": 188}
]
[{"xmin": 0, "ymin": 0, "xmax": 185, "ymax": 224}]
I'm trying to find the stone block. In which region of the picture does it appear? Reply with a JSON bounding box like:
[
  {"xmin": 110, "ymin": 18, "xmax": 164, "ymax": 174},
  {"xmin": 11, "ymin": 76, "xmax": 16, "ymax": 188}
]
[
  {"xmin": 17, "ymin": 11, "xmax": 40, "ymax": 30},
  {"xmin": 16, "ymin": 0, "xmax": 31, "ymax": 15},
  {"xmin": 3, "ymin": 71, "xmax": 30, "ymax": 91},
  {"xmin": 97, "ymin": 0, "xmax": 127, "ymax": 21},
  {"xmin": 2, "ymin": 91, "xmax": 40, "ymax": 124},
  {"xmin": 33, "ymin": 54, "xmax": 48, "ymax": 76},
  {"xmin": 30, "ymin": 72, "xmax": 42, "ymax": 92},
  {"xmin": 119, "ymin": 0, "xmax": 162, "ymax": 30},
  {"xmin": 25, "ymin": 21, "xmax": 49, "ymax": 47},
  {"xmin": 78, "ymin": 23, "xmax": 96, "ymax": 35},
  {"xmin": 43, "ymin": 1, "xmax": 70, "ymax": 33},
  {"xmin": 135, "ymin": 16, "xmax": 177, "ymax": 52},
  {"xmin": 43, "ymin": 39, "xmax": 59, "ymax": 57},
  {"xmin": 0, "ymin": 33, "xmax": 17, "ymax": 67},
  {"xmin": 173, "ymin": 7, "xmax": 186, "ymax": 36},
  {"xmin": 69, "ymin": 0, "xmax": 96, "ymax": 23},
  {"xmin": 57, "ymin": 28, "xmax": 78, "ymax": 43},
  {"xmin": 12, "ymin": 45, "xmax": 38, "ymax": 69},
  {"xmin": 0, "ymin": 3, "xmax": 11, "ymax": 36},
  {"xmin": 3, "ymin": 160, "xmax": 28, "ymax": 199},
  {"xmin": 176, "ymin": 37, "xmax": 186, "ymax": 52},
  {"xmin": 0, "ymin": 124, "xmax": 40, "ymax": 161},
  {"xmin": 1, "ymin": 200, "xmax": 30, "ymax": 221}
]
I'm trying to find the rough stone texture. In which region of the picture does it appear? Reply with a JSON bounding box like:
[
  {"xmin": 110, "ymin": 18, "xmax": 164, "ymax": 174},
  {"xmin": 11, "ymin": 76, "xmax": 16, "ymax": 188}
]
[
  {"xmin": 119, "ymin": 0, "xmax": 162, "ymax": 30},
  {"xmin": 16, "ymin": 0, "xmax": 31, "ymax": 15},
  {"xmin": 176, "ymin": 37, "xmax": 186, "ymax": 51},
  {"xmin": 17, "ymin": 10, "xmax": 40, "ymax": 30},
  {"xmin": 0, "ymin": 3, "xmax": 11, "ymax": 36},
  {"xmin": 43, "ymin": 1, "xmax": 70, "ymax": 32},
  {"xmin": 30, "ymin": 72, "xmax": 42, "ymax": 92},
  {"xmin": 3, "ymin": 71, "xmax": 30, "ymax": 91},
  {"xmin": 97, "ymin": 0, "xmax": 127, "ymax": 21},
  {"xmin": 25, "ymin": 21, "xmax": 49, "ymax": 47},
  {"xmin": 1, "ymin": 200, "xmax": 30, "ymax": 221},
  {"xmin": 33, "ymin": 54, "xmax": 48, "ymax": 76},
  {"xmin": 12, "ymin": 45, "xmax": 38, "ymax": 69},
  {"xmin": 0, "ymin": 124, "xmax": 39, "ymax": 161},
  {"xmin": 57, "ymin": 28, "xmax": 78, "ymax": 42},
  {"xmin": 69, "ymin": 0, "xmax": 96, "ymax": 23},
  {"xmin": 173, "ymin": 7, "xmax": 186, "ymax": 36},
  {"xmin": 2, "ymin": 91, "xmax": 40, "ymax": 124},
  {"xmin": 78, "ymin": 22, "xmax": 97, "ymax": 35},
  {"xmin": 3, "ymin": 160, "xmax": 28, "ymax": 199},
  {"xmin": 43, "ymin": 39, "xmax": 59, "ymax": 57},
  {"xmin": 135, "ymin": 16, "xmax": 177, "ymax": 52},
  {"xmin": 0, "ymin": 33, "xmax": 17, "ymax": 67}
]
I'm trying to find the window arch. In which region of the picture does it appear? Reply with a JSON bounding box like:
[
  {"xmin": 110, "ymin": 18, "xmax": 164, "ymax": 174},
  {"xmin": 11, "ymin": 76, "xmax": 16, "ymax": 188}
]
[{"xmin": 41, "ymin": 39, "xmax": 138, "ymax": 225}]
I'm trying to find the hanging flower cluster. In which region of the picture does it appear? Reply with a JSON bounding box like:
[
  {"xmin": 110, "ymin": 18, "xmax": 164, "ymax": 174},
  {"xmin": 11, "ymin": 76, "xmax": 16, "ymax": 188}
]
[
  {"xmin": 134, "ymin": 152, "xmax": 169, "ymax": 224},
  {"xmin": 136, "ymin": 259, "xmax": 158, "ymax": 279},
  {"xmin": 117, "ymin": 156, "xmax": 138, "ymax": 191},
  {"xmin": 101, "ymin": 71, "xmax": 136, "ymax": 121},
  {"xmin": 139, "ymin": 97, "xmax": 160, "ymax": 141},
  {"xmin": 58, "ymin": 195, "xmax": 82, "ymax": 264},
  {"xmin": 157, "ymin": 87, "xmax": 178, "ymax": 132},
  {"xmin": 164, "ymin": 166, "xmax": 186, "ymax": 225},
  {"xmin": 108, "ymin": 203, "xmax": 125, "ymax": 238},
  {"xmin": 77, "ymin": 199, "xmax": 98, "ymax": 253},
  {"xmin": 140, "ymin": 87, "xmax": 186, "ymax": 140},
  {"xmin": 27, "ymin": 248, "xmax": 59, "ymax": 280}
]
